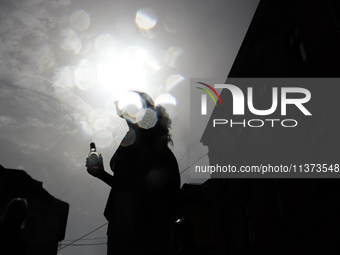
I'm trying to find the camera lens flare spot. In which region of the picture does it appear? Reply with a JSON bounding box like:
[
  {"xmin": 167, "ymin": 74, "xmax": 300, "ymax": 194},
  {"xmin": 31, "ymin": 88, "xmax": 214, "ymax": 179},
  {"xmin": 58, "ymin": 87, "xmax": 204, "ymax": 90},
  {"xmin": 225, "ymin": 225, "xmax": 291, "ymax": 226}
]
[
  {"xmin": 135, "ymin": 8, "xmax": 157, "ymax": 30},
  {"xmin": 117, "ymin": 92, "xmax": 145, "ymax": 123},
  {"xmin": 70, "ymin": 10, "xmax": 90, "ymax": 31},
  {"xmin": 136, "ymin": 108, "xmax": 157, "ymax": 129},
  {"xmin": 53, "ymin": 66, "xmax": 75, "ymax": 88},
  {"xmin": 92, "ymin": 129, "xmax": 113, "ymax": 148},
  {"xmin": 166, "ymin": 74, "xmax": 185, "ymax": 91},
  {"xmin": 89, "ymin": 109, "xmax": 111, "ymax": 130},
  {"xmin": 155, "ymin": 93, "xmax": 177, "ymax": 114},
  {"xmin": 95, "ymin": 34, "xmax": 115, "ymax": 57},
  {"xmin": 80, "ymin": 121, "xmax": 93, "ymax": 138},
  {"xmin": 74, "ymin": 59, "xmax": 96, "ymax": 90},
  {"xmin": 165, "ymin": 46, "xmax": 184, "ymax": 67},
  {"xmin": 59, "ymin": 28, "xmax": 80, "ymax": 51}
]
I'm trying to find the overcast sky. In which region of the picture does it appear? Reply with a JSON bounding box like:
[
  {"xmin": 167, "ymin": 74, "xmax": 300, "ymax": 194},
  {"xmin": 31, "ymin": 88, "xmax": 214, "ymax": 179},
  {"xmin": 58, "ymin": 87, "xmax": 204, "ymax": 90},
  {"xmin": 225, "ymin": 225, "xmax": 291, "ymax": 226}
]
[{"xmin": 0, "ymin": 0, "xmax": 259, "ymax": 254}]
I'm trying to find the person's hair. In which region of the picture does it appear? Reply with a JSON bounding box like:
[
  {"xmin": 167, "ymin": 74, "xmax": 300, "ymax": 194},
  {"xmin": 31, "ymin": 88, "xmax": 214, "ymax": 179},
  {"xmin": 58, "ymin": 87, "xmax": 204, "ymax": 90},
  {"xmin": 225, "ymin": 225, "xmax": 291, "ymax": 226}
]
[
  {"xmin": 154, "ymin": 105, "xmax": 173, "ymax": 146},
  {"xmin": 134, "ymin": 91, "xmax": 174, "ymax": 147},
  {"xmin": 1, "ymin": 198, "xmax": 28, "ymax": 229}
]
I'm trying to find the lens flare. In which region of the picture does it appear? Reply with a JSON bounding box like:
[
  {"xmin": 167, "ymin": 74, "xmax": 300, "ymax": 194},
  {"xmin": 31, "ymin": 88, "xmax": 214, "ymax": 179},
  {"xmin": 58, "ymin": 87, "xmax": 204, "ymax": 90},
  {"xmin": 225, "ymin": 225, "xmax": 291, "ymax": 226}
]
[
  {"xmin": 74, "ymin": 103, "xmax": 93, "ymax": 121},
  {"xmin": 89, "ymin": 109, "xmax": 111, "ymax": 130},
  {"xmin": 53, "ymin": 66, "xmax": 75, "ymax": 88},
  {"xmin": 145, "ymin": 56, "xmax": 161, "ymax": 75},
  {"xmin": 117, "ymin": 91, "xmax": 145, "ymax": 123},
  {"xmin": 92, "ymin": 128, "xmax": 113, "ymax": 148},
  {"xmin": 34, "ymin": 43, "xmax": 54, "ymax": 70},
  {"xmin": 155, "ymin": 93, "xmax": 177, "ymax": 114},
  {"xmin": 79, "ymin": 38, "xmax": 92, "ymax": 55},
  {"xmin": 95, "ymin": 34, "xmax": 115, "ymax": 57},
  {"xmin": 54, "ymin": 85, "xmax": 73, "ymax": 99},
  {"xmin": 59, "ymin": 28, "xmax": 80, "ymax": 51},
  {"xmin": 135, "ymin": 8, "xmax": 157, "ymax": 30},
  {"xmin": 136, "ymin": 108, "xmax": 157, "ymax": 129},
  {"xmin": 80, "ymin": 121, "xmax": 93, "ymax": 138},
  {"xmin": 165, "ymin": 74, "xmax": 185, "ymax": 91},
  {"xmin": 124, "ymin": 46, "xmax": 148, "ymax": 64},
  {"xmin": 70, "ymin": 10, "xmax": 90, "ymax": 31},
  {"xmin": 165, "ymin": 46, "xmax": 184, "ymax": 67},
  {"xmin": 139, "ymin": 28, "xmax": 156, "ymax": 39},
  {"xmin": 155, "ymin": 93, "xmax": 176, "ymax": 106},
  {"xmin": 74, "ymin": 59, "xmax": 96, "ymax": 90}
]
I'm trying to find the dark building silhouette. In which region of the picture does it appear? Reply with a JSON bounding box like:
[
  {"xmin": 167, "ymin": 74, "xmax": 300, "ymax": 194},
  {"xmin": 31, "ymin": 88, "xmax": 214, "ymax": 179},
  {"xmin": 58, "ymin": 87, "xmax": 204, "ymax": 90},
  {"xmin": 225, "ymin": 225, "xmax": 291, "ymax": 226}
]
[
  {"xmin": 201, "ymin": 0, "xmax": 340, "ymax": 254},
  {"xmin": 228, "ymin": 0, "xmax": 340, "ymax": 78},
  {"xmin": 0, "ymin": 165, "xmax": 69, "ymax": 255}
]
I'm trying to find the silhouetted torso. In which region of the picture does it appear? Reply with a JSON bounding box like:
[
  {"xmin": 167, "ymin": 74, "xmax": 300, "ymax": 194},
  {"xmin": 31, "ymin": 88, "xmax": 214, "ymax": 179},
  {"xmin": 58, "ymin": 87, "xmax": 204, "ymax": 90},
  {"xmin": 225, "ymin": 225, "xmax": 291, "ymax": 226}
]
[
  {"xmin": 104, "ymin": 130, "xmax": 180, "ymax": 255},
  {"xmin": 0, "ymin": 220, "xmax": 27, "ymax": 255},
  {"xmin": 176, "ymin": 241, "xmax": 208, "ymax": 255}
]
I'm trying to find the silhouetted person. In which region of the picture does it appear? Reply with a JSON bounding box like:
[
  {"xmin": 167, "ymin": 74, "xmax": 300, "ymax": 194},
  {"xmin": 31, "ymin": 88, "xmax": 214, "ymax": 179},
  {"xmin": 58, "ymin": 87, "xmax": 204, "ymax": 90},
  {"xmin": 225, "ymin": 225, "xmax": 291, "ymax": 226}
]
[
  {"xmin": 174, "ymin": 218, "xmax": 207, "ymax": 255},
  {"xmin": 0, "ymin": 198, "xmax": 28, "ymax": 255},
  {"xmin": 86, "ymin": 91, "xmax": 181, "ymax": 255}
]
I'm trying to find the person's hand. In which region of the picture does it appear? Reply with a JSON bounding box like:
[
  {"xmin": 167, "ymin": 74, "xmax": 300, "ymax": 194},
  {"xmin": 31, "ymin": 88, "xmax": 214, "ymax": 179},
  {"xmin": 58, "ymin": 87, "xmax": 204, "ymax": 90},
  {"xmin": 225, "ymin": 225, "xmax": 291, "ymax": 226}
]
[{"xmin": 86, "ymin": 154, "xmax": 104, "ymax": 178}]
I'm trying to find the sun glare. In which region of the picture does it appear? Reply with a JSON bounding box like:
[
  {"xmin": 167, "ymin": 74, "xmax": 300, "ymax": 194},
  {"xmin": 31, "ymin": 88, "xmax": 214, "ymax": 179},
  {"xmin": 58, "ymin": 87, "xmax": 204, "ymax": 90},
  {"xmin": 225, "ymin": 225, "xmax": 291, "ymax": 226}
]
[
  {"xmin": 97, "ymin": 47, "xmax": 148, "ymax": 97},
  {"xmin": 117, "ymin": 91, "xmax": 144, "ymax": 123},
  {"xmin": 118, "ymin": 92, "xmax": 143, "ymax": 110}
]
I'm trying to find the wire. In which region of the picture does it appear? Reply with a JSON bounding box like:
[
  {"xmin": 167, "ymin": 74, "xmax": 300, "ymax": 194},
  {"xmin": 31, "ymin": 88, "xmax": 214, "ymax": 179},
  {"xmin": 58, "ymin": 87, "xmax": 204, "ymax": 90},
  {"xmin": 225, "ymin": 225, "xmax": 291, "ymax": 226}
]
[
  {"xmin": 63, "ymin": 237, "xmax": 107, "ymax": 242},
  {"xmin": 59, "ymin": 242, "xmax": 107, "ymax": 246},
  {"xmin": 180, "ymin": 152, "xmax": 208, "ymax": 175},
  {"xmin": 58, "ymin": 222, "xmax": 108, "ymax": 251},
  {"xmin": 177, "ymin": 139, "xmax": 200, "ymax": 164}
]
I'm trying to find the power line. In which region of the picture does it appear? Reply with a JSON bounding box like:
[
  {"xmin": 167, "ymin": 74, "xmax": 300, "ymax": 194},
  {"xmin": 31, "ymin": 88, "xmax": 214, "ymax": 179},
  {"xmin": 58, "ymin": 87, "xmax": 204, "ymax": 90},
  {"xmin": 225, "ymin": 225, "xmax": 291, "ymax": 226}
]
[
  {"xmin": 180, "ymin": 152, "xmax": 208, "ymax": 175},
  {"xmin": 63, "ymin": 237, "xmax": 107, "ymax": 242},
  {"xmin": 58, "ymin": 222, "xmax": 108, "ymax": 251},
  {"xmin": 177, "ymin": 139, "xmax": 200, "ymax": 164},
  {"xmin": 59, "ymin": 242, "xmax": 107, "ymax": 246}
]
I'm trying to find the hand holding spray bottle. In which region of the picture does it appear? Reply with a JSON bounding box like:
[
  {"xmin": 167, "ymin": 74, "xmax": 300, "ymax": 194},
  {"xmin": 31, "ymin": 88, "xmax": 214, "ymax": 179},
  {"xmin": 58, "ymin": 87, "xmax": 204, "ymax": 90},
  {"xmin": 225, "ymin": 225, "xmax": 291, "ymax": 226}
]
[{"xmin": 86, "ymin": 142, "xmax": 103, "ymax": 178}]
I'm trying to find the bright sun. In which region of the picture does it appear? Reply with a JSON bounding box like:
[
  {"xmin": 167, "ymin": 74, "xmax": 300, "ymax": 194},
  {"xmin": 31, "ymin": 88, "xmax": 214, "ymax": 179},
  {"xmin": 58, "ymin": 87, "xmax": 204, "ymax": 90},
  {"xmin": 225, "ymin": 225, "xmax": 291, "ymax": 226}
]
[{"xmin": 97, "ymin": 47, "xmax": 148, "ymax": 97}]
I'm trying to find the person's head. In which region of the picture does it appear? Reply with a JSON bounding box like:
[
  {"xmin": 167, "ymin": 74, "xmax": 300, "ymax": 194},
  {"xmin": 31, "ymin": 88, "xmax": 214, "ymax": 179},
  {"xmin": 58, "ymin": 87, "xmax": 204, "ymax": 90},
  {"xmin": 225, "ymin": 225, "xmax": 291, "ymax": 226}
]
[
  {"xmin": 1, "ymin": 198, "xmax": 28, "ymax": 229},
  {"xmin": 115, "ymin": 91, "xmax": 173, "ymax": 146}
]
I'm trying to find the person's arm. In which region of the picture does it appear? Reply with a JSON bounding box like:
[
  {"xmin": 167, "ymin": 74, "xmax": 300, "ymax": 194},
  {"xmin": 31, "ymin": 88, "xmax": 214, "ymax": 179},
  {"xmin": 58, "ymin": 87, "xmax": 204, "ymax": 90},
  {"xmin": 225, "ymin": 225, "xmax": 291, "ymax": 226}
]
[
  {"xmin": 98, "ymin": 170, "xmax": 114, "ymax": 187},
  {"xmin": 86, "ymin": 155, "xmax": 114, "ymax": 187}
]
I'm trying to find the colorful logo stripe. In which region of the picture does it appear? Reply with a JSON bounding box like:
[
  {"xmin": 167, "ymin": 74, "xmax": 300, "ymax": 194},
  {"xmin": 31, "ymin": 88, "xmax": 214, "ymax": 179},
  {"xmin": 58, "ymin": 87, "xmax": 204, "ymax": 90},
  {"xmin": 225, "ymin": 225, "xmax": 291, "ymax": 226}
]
[
  {"xmin": 196, "ymin": 87, "xmax": 217, "ymax": 105},
  {"xmin": 196, "ymin": 82, "xmax": 222, "ymax": 106}
]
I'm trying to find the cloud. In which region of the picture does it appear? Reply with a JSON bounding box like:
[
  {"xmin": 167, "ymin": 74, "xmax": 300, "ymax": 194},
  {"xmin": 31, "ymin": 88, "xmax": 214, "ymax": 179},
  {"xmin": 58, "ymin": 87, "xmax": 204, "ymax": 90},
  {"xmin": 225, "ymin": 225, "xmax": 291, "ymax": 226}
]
[
  {"xmin": 27, "ymin": 116, "xmax": 54, "ymax": 128},
  {"xmin": 0, "ymin": 0, "xmax": 70, "ymax": 94},
  {"xmin": 18, "ymin": 143, "xmax": 41, "ymax": 155},
  {"xmin": 12, "ymin": 9, "xmax": 41, "ymax": 29},
  {"xmin": 0, "ymin": 116, "xmax": 17, "ymax": 127}
]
